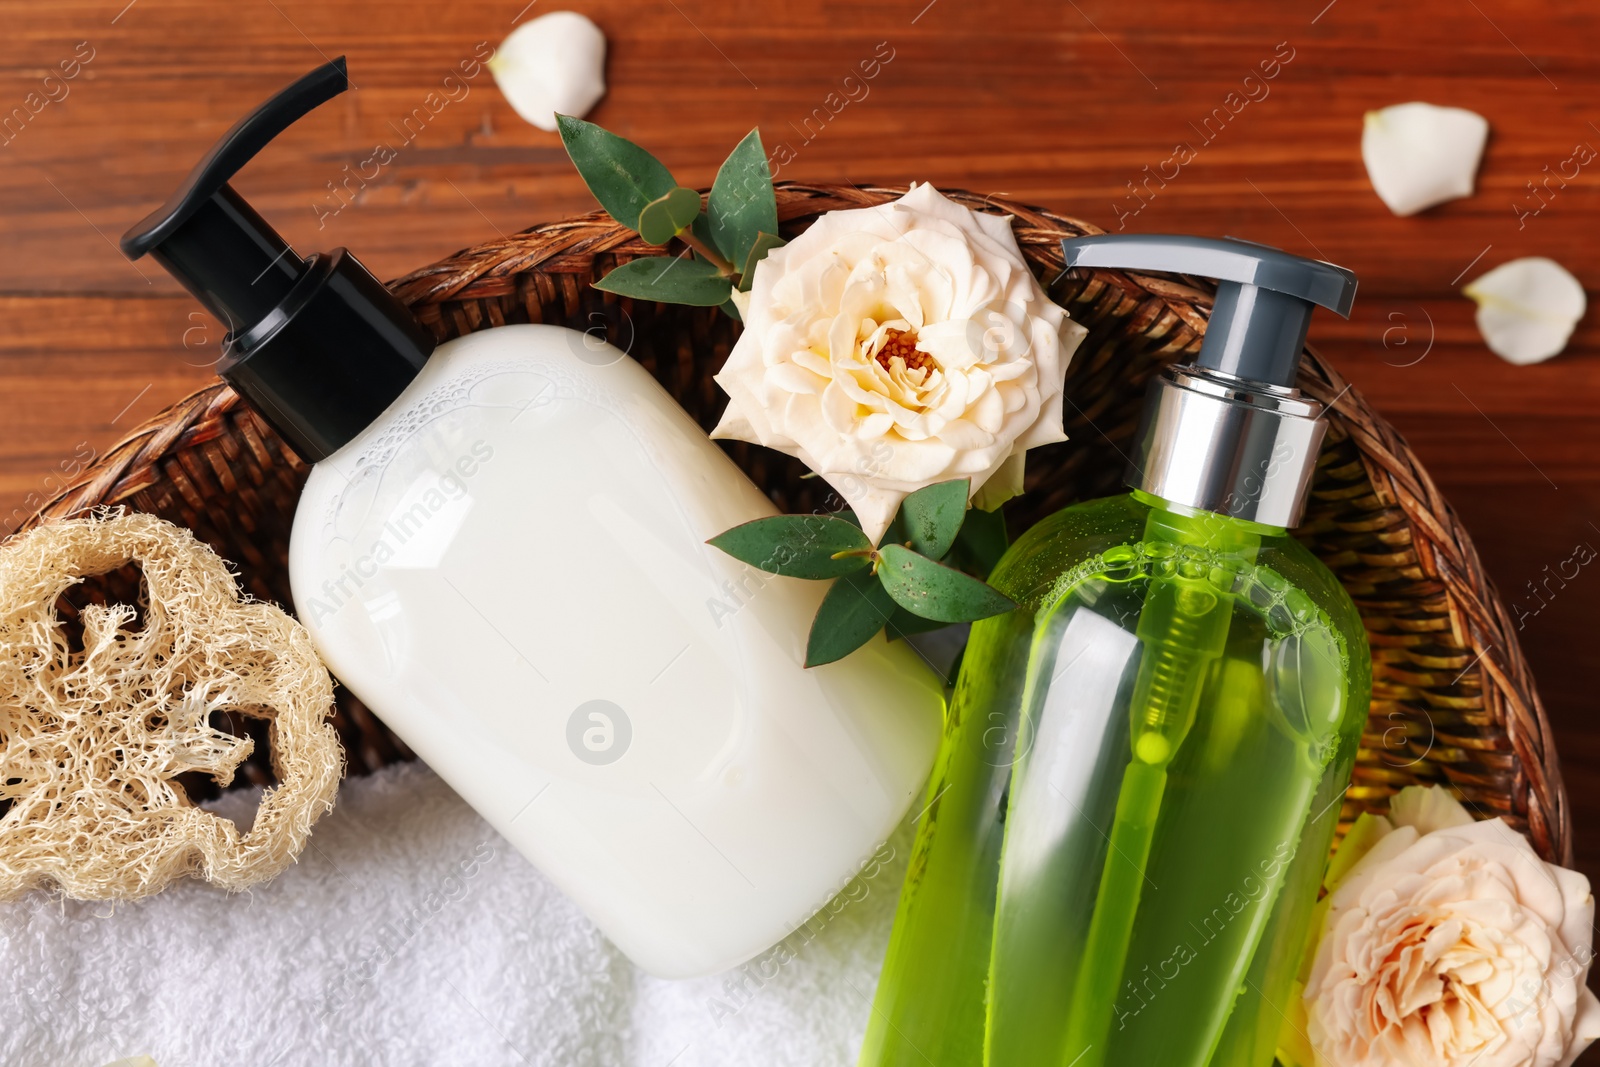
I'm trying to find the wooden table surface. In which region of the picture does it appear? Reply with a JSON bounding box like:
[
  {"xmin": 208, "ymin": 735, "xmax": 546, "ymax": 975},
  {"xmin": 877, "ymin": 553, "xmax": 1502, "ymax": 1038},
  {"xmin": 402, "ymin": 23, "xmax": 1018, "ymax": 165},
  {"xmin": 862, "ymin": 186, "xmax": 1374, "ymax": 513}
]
[{"xmin": 4, "ymin": 0, "xmax": 1599, "ymax": 1044}]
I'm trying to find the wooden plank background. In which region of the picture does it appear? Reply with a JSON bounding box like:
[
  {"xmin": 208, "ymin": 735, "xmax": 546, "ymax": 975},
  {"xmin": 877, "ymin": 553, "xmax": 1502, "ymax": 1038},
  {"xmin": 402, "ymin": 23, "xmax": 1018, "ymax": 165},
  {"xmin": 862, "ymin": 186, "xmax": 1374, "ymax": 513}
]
[{"xmin": 3, "ymin": 0, "xmax": 1599, "ymax": 1045}]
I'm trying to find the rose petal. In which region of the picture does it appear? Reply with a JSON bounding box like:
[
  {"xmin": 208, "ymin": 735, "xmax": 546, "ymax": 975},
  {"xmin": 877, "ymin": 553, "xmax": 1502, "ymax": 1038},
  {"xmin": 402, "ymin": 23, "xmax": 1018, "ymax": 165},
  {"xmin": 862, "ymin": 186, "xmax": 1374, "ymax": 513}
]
[
  {"xmin": 789, "ymin": 347, "xmax": 833, "ymax": 379},
  {"xmin": 1464, "ymin": 257, "xmax": 1587, "ymax": 365},
  {"xmin": 932, "ymin": 418, "xmax": 995, "ymax": 451},
  {"xmin": 969, "ymin": 381, "xmax": 1005, "ymax": 434},
  {"xmin": 1361, "ymin": 102, "xmax": 1489, "ymax": 217},
  {"xmin": 820, "ymin": 381, "xmax": 860, "ymax": 434},
  {"xmin": 708, "ymin": 402, "xmax": 756, "ymax": 443},
  {"xmin": 857, "ymin": 411, "xmax": 894, "ymax": 439},
  {"xmin": 489, "ymin": 12, "xmax": 607, "ymax": 132},
  {"xmin": 766, "ymin": 360, "xmax": 829, "ymax": 396},
  {"xmin": 970, "ymin": 450, "xmax": 1024, "ymax": 510},
  {"xmin": 1565, "ymin": 990, "xmax": 1600, "ymax": 1067},
  {"xmin": 1389, "ymin": 784, "xmax": 1475, "ymax": 836},
  {"xmin": 830, "ymin": 482, "xmax": 903, "ymax": 547},
  {"xmin": 711, "ymin": 359, "xmax": 792, "ymax": 449},
  {"xmin": 915, "ymin": 318, "xmax": 984, "ymax": 373}
]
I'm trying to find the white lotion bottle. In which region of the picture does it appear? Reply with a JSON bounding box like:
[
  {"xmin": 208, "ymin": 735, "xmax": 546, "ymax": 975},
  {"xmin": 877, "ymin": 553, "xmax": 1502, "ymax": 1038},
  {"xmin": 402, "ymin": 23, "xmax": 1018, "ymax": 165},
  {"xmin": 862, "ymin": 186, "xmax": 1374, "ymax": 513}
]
[{"xmin": 121, "ymin": 59, "xmax": 943, "ymax": 978}]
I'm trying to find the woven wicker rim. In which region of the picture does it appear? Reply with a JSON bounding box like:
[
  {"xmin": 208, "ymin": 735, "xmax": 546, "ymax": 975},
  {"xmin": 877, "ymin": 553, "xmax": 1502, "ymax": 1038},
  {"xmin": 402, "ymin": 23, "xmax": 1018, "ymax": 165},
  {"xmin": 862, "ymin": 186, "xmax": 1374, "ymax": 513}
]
[{"xmin": 17, "ymin": 182, "xmax": 1570, "ymax": 864}]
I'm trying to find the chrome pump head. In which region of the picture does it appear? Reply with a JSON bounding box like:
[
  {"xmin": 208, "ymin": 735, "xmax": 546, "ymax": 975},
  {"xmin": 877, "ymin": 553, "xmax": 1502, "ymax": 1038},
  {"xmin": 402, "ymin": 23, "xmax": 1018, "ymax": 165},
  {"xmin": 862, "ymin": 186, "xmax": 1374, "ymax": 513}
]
[{"xmin": 1059, "ymin": 235, "xmax": 1358, "ymax": 528}]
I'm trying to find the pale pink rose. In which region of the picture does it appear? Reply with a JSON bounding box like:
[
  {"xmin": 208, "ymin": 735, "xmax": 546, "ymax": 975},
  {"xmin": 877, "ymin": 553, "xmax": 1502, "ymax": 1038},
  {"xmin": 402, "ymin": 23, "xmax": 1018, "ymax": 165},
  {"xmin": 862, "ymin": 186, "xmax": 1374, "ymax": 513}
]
[{"xmin": 1305, "ymin": 786, "xmax": 1600, "ymax": 1067}]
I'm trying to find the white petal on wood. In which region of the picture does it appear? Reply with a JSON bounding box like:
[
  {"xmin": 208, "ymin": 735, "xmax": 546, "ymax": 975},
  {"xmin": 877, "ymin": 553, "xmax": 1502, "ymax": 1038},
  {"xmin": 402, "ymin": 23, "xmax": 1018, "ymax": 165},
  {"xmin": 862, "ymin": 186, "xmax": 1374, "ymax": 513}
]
[
  {"xmin": 489, "ymin": 11, "xmax": 608, "ymax": 132},
  {"xmin": 1464, "ymin": 257, "xmax": 1587, "ymax": 365},
  {"xmin": 1361, "ymin": 102, "xmax": 1489, "ymax": 217}
]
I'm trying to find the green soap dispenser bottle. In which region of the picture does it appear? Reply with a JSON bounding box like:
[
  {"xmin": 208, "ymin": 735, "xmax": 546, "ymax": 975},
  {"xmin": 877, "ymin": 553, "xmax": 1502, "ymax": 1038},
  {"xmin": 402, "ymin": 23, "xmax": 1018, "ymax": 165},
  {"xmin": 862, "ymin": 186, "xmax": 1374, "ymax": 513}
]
[{"xmin": 859, "ymin": 236, "xmax": 1372, "ymax": 1067}]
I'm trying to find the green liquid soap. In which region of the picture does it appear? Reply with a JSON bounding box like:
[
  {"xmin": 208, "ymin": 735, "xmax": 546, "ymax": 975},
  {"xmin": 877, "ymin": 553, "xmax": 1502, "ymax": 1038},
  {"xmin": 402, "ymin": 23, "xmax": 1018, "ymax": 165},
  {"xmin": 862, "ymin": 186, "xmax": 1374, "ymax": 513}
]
[
  {"xmin": 862, "ymin": 231, "xmax": 1363, "ymax": 1065},
  {"xmin": 859, "ymin": 492, "xmax": 1370, "ymax": 1067}
]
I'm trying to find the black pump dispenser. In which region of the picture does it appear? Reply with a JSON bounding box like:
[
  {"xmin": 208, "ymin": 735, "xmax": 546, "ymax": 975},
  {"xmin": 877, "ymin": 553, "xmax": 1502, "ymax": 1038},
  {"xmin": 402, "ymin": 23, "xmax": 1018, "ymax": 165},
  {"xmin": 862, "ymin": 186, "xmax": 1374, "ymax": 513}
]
[{"xmin": 121, "ymin": 58, "xmax": 435, "ymax": 463}]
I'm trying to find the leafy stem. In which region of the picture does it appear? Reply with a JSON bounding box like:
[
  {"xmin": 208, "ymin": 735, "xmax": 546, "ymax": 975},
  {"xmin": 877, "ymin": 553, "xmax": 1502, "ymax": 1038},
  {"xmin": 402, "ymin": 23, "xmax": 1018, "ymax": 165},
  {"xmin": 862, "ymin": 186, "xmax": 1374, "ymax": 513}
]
[
  {"xmin": 559, "ymin": 116, "xmax": 784, "ymax": 314},
  {"xmin": 676, "ymin": 228, "xmax": 737, "ymax": 276},
  {"xmin": 708, "ymin": 479, "xmax": 1018, "ymax": 667}
]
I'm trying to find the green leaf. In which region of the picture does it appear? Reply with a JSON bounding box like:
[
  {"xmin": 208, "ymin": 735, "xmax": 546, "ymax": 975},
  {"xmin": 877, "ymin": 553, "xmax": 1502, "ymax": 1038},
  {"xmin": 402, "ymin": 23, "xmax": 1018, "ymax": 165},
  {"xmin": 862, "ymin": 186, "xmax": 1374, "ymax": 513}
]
[
  {"xmin": 738, "ymin": 231, "xmax": 786, "ymax": 292},
  {"xmin": 878, "ymin": 511, "xmax": 908, "ymax": 550},
  {"xmin": 948, "ymin": 504, "xmax": 1010, "ymax": 579},
  {"xmin": 594, "ymin": 256, "xmax": 734, "ymax": 307},
  {"xmin": 884, "ymin": 606, "xmax": 949, "ymax": 641},
  {"xmin": 806, "ymin": 569, "xmax": 896, "ymax": 667},
  {"xmin": 720, "ymin": 297, "xmax": 742, "ymax": 321},
  {"xmin": 708, "ymin": 129, "xmax": 778, "ymax": 270},
  {"xmin": 637, "ymin": 202, "xmax": 676, "ymax": 246},
  {"xmin": 899, "ymin": 479, "xmax": 970, "ymax": 561},
  {"xmin": 557, "ymin": 115, "xmax": 677, "ymax": 229},
  {"xmin": 637, "ymin": 186, "xmax": 703, "ymax": 245},
  {"xmin": 876, "ymin": 543, "xmax": 1018, "ymax": 623},
  {"xmin": 709, "ymin": 515, "xmax": 873, "ymax": 579}
]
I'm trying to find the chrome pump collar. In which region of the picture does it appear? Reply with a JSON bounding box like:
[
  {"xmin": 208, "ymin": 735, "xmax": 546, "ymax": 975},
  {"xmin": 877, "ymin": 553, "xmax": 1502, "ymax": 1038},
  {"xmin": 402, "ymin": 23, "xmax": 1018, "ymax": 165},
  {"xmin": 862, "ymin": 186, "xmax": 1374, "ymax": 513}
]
[{"xmin": 1128, "ymin": 365, "xmax": 1325, "ymax": 529}]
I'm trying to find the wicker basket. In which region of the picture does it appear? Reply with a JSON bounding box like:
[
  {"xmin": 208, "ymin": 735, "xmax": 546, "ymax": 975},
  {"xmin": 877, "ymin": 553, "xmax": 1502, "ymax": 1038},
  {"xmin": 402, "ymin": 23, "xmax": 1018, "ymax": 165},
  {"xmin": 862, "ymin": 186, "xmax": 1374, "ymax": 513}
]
[{"xmin": 17, "ymin": 182, "xmax": 1570, "ymax": 865}]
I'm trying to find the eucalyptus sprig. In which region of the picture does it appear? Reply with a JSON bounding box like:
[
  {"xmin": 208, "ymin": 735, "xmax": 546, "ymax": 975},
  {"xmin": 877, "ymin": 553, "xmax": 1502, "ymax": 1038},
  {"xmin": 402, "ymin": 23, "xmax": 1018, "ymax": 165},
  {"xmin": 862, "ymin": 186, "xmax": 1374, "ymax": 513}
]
[
  {"xmin": 556, "ymin": 115, "xmax": 784, "ymax": 318},
  {"xmin": 709, "ymin": 479, "xmax": 1017, "ymax": 667}
]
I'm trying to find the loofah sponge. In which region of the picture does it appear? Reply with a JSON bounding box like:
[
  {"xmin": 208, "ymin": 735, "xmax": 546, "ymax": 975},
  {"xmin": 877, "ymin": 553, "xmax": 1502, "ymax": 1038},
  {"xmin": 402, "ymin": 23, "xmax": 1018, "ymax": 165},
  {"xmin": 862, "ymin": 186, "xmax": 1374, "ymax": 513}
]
[{"xmin": 0, "ymin": 512, "xmax": 342, "ymax": 900}]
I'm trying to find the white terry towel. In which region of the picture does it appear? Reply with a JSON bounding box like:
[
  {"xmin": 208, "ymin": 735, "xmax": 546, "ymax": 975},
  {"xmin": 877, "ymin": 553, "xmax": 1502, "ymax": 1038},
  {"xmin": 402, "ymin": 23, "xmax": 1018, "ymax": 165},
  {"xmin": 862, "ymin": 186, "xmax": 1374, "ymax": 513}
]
[{"xmin": 0, "ymin": 760, "xmax": 915, "ymax": 1067}]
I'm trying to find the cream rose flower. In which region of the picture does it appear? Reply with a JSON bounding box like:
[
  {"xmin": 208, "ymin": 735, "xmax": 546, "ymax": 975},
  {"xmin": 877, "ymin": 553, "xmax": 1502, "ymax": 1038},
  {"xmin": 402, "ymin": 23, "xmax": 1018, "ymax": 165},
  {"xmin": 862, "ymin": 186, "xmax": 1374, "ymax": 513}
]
[
  {"xmin": 1303, "ymin": 786, "xmax": 1600, "ymax": 1067},
  {"xmin": 710, "ymin": 184, "xmax": 1086, "ymax": 544}
]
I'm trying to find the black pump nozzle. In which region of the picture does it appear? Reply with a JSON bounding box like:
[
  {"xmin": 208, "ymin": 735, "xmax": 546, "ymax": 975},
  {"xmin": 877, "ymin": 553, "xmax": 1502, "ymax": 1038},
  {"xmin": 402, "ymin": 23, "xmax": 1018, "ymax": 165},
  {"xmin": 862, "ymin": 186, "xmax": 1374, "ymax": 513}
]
[
  {"xmin": 121, "ymin": 59, "xmax": 349, "ymax": 329},
  {"xmin": 122, "ymin": 58, "xmax": 435, "ymax": 463},
  {"xmin": 1059, "ymin": 234, "xmax": 1356, "ymax": 388}
]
